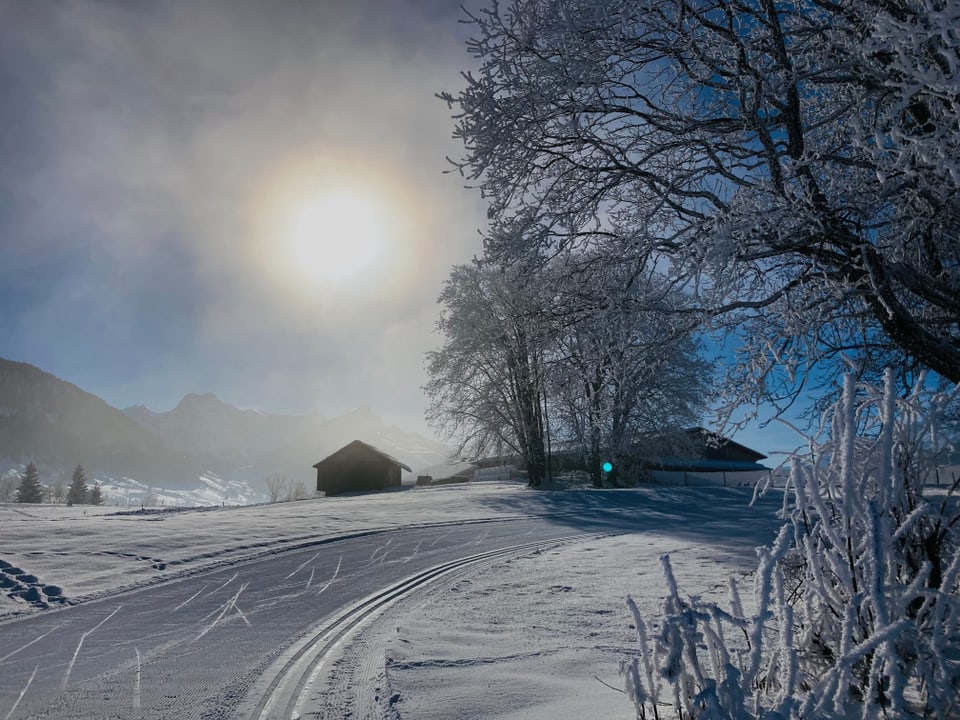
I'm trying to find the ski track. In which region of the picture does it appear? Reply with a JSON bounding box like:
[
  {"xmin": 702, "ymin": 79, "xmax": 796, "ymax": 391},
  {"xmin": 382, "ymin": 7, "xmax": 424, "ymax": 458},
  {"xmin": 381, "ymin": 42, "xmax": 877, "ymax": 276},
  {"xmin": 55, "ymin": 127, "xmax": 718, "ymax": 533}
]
[
  {"xmin": 195, "ymin": 583, "xmax": 249, "ymax": 641},
  {"xmin": 171, "ymin": 585, "xmax": 208, "ymax": 612},
  {"xmin": 133, "ymin": 648, "xmax": 141, "ymax": 712},
  {"xmin": 316, "ymin": 556, "xmax": 342, "ymax": 597},
  {"xmin": 3, "ymin": 666, "xmax": 37, "ymax": 720},
  {"xmin": 429, "ymin": 529, "xmax": 452, "ymax": 547},
  {"xmin": 61, "ymin": 605, "xmax": 123, "ymax": 690},
  {"xmin": 401, "ymin": 540, "xmax": 423, "ymax": 565},
  {"xmin": 0, "ymin": 624, "xmax": 61, "ymax": 665},
  {"xmin": 283, "ymin": 552, "xmax": 320, "ymax": 581}
]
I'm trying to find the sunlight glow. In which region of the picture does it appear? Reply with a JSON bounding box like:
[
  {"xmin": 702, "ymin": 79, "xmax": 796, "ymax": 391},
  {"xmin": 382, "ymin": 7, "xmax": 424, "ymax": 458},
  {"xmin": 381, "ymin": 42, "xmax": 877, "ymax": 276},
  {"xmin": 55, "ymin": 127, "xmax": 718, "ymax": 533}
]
[
  {"xmin": 256, "ymin": 161, "xmax": 422, "ymax": 312},
  {"xmin": 290, "ymin": 191, "xmax": 388, "ymax": 285}
]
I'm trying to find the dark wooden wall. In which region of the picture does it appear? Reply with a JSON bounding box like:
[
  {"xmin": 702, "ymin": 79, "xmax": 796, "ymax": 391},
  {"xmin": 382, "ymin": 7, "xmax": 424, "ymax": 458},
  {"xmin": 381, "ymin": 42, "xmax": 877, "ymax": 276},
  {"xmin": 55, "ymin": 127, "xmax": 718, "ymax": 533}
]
[{"xmin": 316, "ymin": 452, "xmax": 402, "ymax": 495}]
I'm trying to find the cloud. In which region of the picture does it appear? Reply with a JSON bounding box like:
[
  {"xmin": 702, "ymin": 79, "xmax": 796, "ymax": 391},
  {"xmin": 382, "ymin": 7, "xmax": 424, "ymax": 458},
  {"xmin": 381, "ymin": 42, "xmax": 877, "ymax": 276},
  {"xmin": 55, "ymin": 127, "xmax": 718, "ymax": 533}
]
[{"xmin": 0, "ymin": 0, "xmax": 487, "ymax": 432}]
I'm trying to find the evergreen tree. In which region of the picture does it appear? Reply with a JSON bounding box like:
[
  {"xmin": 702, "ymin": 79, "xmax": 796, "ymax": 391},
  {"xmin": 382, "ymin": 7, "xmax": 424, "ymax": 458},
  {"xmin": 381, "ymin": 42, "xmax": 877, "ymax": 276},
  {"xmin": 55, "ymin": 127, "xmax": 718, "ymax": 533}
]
[
  {"xmin": 66, "ymin": 465, "xmax": 88, "ymax": 506},
  {"xmin": 15, "ymin": 463, "xmax": 43, "ymax": 504},
  {"xmin": 88, "ymin": 483, "xmax": 103, "ymax": 506}
]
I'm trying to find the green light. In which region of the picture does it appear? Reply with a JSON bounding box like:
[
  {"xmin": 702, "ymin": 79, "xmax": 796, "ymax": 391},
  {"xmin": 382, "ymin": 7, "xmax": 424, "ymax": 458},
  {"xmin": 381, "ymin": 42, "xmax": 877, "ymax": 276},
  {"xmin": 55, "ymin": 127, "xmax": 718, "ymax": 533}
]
[{"xmin": 602, "ymin": 461, "xmax": 613, "ymax": 473}]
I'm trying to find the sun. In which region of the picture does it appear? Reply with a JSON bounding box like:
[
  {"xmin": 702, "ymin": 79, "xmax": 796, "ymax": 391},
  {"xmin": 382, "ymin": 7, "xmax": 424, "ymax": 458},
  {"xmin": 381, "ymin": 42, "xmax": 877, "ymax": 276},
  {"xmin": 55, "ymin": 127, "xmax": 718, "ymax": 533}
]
[{"xmin": 290, "ymin": 191, "xmax": 388, "ymax": 285}]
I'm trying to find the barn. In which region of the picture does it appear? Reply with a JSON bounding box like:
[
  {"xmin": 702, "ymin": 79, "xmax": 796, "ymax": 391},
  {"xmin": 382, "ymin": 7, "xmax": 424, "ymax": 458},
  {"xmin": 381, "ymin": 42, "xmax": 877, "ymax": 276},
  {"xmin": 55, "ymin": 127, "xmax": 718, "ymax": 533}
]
[
  {"xmin": 680, "ymin": 427, "xmax": 768, "ymax": 467},
  {"xmin": 644, "ymin": 427, "xmax": 769, "ymax": 486},
  {"xmin": 313, "ymin": 440, "xmax": 412, "ymax": 496}
]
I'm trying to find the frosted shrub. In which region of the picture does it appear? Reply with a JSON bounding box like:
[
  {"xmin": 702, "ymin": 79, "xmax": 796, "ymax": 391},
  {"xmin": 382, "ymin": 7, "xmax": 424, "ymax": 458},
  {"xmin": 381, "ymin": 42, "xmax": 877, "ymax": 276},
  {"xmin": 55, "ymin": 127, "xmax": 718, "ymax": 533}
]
[{"xmin": 622, "ymin": 371, "xmax": 960, "ymax": 718}]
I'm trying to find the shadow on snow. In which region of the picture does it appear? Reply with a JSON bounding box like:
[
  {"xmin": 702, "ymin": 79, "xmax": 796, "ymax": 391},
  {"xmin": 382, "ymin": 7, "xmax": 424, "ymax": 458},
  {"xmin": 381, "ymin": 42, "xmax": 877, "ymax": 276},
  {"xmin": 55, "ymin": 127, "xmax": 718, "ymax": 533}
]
[{"xmin": 475, "ymin": 485, "xmax": 787, "ymax": 564}]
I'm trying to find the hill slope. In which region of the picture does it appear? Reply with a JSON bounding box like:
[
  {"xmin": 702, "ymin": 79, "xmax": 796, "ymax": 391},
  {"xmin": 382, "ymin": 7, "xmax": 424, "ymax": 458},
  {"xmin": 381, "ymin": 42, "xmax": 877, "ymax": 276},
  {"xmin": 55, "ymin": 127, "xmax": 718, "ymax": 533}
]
[{"xmin": 0, "ymin": 358, "xmax": 198, "ymax": 485}]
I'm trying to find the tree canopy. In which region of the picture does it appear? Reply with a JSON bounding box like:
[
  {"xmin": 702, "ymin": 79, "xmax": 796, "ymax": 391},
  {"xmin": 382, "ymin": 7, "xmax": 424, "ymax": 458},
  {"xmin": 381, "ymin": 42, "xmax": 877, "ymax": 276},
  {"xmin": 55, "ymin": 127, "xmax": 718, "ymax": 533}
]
[
  {"xmin": 426, "ymin": 263, "xmax": 549, "ymax": 484},
  {"xmin": 442, "ymin": 0, "xmax": 960, "ymax": 408},
  {"xmin": 425, "ymin": 259, "xmax": 710, "ymax": 484}
]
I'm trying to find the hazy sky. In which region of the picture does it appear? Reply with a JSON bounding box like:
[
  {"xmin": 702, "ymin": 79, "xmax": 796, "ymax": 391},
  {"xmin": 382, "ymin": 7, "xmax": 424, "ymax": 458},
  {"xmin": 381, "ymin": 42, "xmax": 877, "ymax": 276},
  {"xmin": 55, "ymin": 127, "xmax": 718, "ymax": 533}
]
[
  {"xmin": 0, "ymin": 0, "xmax": 489, "ymax": 433},
  {"xmin": 0, "ymin": 0, "xmax": 807, "ymax": 462}
]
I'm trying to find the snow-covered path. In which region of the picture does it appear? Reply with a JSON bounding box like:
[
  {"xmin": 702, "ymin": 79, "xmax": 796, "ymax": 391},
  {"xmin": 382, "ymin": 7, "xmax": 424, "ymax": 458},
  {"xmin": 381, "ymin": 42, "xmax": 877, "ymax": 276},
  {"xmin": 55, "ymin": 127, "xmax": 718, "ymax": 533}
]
[
  {"xmin": 0, "ymin": 482, "xmax": 782, "ymax": 624},
  {"xmin": 0, "ymin": 482, "xmax": 786, "ymax": 719},
  {"xmin": 0, "ymin": 520, "xmax": 597, "ymax": 719},
  {"xmin": 297, "ymin": 529, "xmax": 768, "ymax": 720},
  {"xmin": 0, "ymin": 482, "xmax": 534, "ymax": 622}
]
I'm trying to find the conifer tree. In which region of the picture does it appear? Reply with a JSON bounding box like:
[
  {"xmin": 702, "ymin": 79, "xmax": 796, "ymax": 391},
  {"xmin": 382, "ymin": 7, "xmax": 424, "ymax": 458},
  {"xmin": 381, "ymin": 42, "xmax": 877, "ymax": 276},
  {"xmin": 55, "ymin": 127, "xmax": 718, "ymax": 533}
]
[
  {"xmin": 88, "ymin": 483, "xmax": 103, "ymax": 506},
  {"xmin": 15, "ymin": 463, "xmax": 43, "ymax": 504},
  {"xmin": 67, "ymin": 465, "xmax": 88, "ymax": 506}
]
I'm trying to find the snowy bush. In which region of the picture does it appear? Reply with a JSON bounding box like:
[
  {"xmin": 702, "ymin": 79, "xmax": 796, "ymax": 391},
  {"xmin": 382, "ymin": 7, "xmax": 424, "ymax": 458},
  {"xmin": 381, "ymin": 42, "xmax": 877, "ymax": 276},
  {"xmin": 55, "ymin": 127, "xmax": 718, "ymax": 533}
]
[{"xmin": 622, "ymin": 370, "xmax": 960, "ymax": 718}]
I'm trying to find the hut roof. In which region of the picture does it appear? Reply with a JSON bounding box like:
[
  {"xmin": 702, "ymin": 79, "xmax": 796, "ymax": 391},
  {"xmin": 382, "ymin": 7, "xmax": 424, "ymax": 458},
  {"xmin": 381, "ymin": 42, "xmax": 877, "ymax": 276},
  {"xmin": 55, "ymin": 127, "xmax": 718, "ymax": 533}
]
[
  {"xmin": 684, "ymin": 427, "xmax": 767, "ymax": 462},
  {"xmin": 646, "ymin": 457, "xmax": 769, "ymax": 472},
  {"xmin": 312, "ymin": 439, "xmax": 412, "ymax": 472}
]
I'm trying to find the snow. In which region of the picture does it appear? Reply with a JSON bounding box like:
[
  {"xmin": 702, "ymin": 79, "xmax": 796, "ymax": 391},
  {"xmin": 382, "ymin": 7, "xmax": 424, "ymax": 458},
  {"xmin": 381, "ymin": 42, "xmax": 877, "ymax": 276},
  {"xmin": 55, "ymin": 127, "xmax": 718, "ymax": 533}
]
[
  {"xmin": 0, "ymin": 481, "xmax": 534, "ymax": 622},
  {"xmin": 374, "ymin": 533, "xmax": 760, "ymax": 719},
  {"xmin": 0, "ymin": 478, "xmax": 787, "ymax": 717},
  {"xmin": 86, "ymin": 472, "xmax": 266, "ymax": 508}
]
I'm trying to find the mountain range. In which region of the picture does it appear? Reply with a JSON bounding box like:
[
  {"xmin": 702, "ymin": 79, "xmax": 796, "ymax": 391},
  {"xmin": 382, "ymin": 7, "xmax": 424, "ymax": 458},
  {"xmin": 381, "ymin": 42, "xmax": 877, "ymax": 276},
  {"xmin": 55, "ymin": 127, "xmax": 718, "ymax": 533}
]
[{"xmin": 0, "ymin": 357, "xmax": 450, "ymax": 495}]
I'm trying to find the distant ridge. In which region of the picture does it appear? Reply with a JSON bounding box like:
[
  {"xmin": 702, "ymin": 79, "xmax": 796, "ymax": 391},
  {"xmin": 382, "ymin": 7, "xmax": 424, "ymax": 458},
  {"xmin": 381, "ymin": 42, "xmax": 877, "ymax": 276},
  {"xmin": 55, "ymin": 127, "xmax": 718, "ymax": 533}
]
[
  {"xmin": 122, "ymin": 390, "xmax": 318, "ymax": 476},
  {"xmin": 0, "ymin": 356, "xmax": 450, "ymax": 495},
  {"xmin": 0, "ymin": 357, "xmax": 197, "ymax": 485}
]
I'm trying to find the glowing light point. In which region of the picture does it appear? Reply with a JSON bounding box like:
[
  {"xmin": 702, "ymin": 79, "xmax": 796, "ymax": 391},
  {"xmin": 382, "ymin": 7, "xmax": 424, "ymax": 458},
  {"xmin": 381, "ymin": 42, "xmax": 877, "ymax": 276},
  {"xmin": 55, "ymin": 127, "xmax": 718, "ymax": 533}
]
[
  {"xmin": 601, "ymin": 461, "xmax": 613, "ymax": 473},
  {"xmin": 288, "ymin": 191, "xmax": 387, "ymax": 285}
]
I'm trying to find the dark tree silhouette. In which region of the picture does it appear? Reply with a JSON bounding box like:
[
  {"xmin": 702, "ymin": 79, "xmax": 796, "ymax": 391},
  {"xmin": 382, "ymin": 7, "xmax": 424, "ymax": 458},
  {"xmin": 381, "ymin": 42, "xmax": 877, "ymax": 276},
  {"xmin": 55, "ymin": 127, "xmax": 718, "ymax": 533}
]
[
  {"xmin": 15, "ymin": 462, "xmax": 43, "ymax": 504},
  {"xmin": 67, "ymin": 464, "xmax": 89, "ymax": 506}
]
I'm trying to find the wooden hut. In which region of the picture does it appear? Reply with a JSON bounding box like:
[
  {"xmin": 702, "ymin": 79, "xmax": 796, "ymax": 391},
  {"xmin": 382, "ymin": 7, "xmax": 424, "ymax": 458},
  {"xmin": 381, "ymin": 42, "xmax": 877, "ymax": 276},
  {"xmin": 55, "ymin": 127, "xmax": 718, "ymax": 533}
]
[{"xmin": 313, "ymin": 440, "xmax": 412, "ymax": 496}]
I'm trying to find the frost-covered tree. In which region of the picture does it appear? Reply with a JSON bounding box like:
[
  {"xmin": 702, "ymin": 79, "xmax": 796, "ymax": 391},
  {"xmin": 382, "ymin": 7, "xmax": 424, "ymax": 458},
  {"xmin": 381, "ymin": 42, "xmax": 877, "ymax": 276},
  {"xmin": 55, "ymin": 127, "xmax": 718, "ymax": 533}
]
[
  {"xmin": 546, "ymin": 259, "xmax": 712, "ymax": 485},
  {"xmin": 427, "ymin": 257, "xmax": 710, "ymax": 485},
  {"xmin": 50, "ymin": 477, "xmax": 66, "ymax": 504},
  {"xmin": 0, "ymin": 472, "xmax": 16, "ymax": 502},
  {"xmin": 265, "ymin": 473, "xmax": 289, "ymax": 503},
  {"xmin": 622, "ymin": 371, "xmax": 960, "ymax": 718},
  {"xmin": 88, "ymin": 483, "xmax": 103, "ymax": 506},
  {"xmin": 66, "ymin": 464, "xmax": 88, "ymax": 506},
  {"xmin": 443, "ymin": 0, "xmax": 960, "ymax": 410},
  {"xmin": 426, "ymin": 262, "xmax": 549, "ymax": 485},
  {"xmin": 15, "ymin": 462, "xmax": 43, "ymax": 504},
  {"xmin": 287, "ymin": 479, "xmax": 311, "ymax": 501}
]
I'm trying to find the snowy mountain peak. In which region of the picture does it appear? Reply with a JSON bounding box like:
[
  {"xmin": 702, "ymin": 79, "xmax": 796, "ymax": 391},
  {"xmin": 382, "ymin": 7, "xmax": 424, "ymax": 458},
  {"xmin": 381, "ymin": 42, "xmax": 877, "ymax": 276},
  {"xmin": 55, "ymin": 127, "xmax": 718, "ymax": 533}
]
[{"xmin": 173, "ymin": 392, "xmax": 225, "ymax": 412}]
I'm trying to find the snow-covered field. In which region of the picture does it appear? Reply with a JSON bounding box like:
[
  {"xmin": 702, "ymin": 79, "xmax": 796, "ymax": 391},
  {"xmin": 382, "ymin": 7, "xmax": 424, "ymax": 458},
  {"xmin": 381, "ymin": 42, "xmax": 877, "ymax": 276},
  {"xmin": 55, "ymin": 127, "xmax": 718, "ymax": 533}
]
[
  {"xmin": 1, "ymin": 478, "xmax": 786, "ymax": 717},
  {"xmin": 349, "ymin": 531, "xmax": 761, "ymax": 719},
  {"xmin": 0, "ymin": 480, "xmax": 536, "ymax": 620}
]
